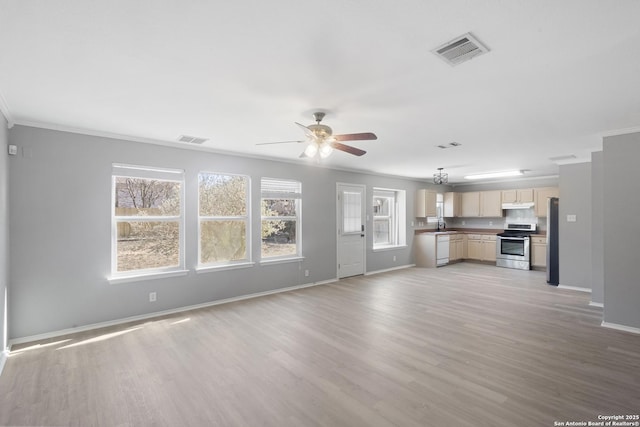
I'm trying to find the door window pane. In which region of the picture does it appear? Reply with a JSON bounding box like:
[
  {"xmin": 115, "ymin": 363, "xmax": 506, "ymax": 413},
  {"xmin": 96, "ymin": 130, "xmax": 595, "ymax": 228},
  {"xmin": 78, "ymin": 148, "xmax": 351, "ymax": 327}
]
[{"xmin": 343, "ymin": 191, "xmax": 361, "ymax": 233}]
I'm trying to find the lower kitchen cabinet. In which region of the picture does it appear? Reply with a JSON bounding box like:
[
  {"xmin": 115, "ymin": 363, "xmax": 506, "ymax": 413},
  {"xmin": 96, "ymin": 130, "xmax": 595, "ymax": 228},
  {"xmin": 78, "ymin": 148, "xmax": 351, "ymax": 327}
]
[
  {"xmin": 467, "ymin": 237, "xmax": 482, "ymax": 260},
  {"xmin": 466, "ymin": 234, "xmax": 496, "ymax": 261},
  {"xmin": 482, "ymin": 235, "xmax": 497, "ymax": 262},
  {"xmin": 448, "ymin": 233, "xmax": 465, "ymax": 261},
  {"xmin": 531, "ymin": 236, "xmax": 547, "ymax": 268}
]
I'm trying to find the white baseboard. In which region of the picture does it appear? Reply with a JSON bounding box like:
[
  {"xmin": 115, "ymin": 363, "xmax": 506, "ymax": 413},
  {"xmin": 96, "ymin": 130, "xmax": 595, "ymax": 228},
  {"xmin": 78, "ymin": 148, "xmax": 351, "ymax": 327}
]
[
  {"xmin": 0, "ymin": 349, "xmax": 8, "ymax": 377},
  {"xmin": 9, "ymin": 278, "xmax": 338, "ymax": 347},
  {"xmin": 601, "ymin": 321, "xmax": 640, "ymax": 335},
  {"xmin": 589, "ymin": 301, "xmax": 604, "ymax": 308},
  {"xmin": 558, "ymin": 284, "xmax": 592, "ymax": 293},
  {"xmin": 365, "ymin": 264, "xmax": 414, "ymax": 276}
]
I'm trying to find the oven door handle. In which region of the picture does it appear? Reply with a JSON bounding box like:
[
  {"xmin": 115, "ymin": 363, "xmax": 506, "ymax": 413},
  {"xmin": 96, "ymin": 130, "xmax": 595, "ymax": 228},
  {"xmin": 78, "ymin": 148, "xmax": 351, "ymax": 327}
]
[{"xmin": 498, "ymin": 236, "xmax": 529, "ymax": 241}]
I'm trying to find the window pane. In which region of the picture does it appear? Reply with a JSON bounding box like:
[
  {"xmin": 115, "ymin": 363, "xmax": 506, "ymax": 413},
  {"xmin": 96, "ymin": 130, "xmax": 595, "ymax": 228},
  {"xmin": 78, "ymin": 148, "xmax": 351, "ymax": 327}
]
[
  {"xmin": 262, "ymin": 220, "xmax": 297, "ymax": 258},
  {"xmin": 199, "ymin": 174, "xmax": 247, "ymax": 216},
  {"xmin": 374, "ymin": 219, "xmax": 391, "ymax": 245},
  {"xmin": 116, "ymin": 221, "xmax": 179, "ymax": 272},
  {"xmin": 343, "ymin": 191, "xmax": 361, "ymax": 233},
  {"xmin": 115, "ymin": 178, "xmax": 181, "ymax": 216},
  {"xmin": 262, "ymin": 199, "xmax": 297, "ymax": 217},
  {"xmin": 373, "ymin": 197, "xmax": 391, "ymax": 216},
  {"xmin": 200, "ymin": 220, "xmax": 247, "ymax": 264}
]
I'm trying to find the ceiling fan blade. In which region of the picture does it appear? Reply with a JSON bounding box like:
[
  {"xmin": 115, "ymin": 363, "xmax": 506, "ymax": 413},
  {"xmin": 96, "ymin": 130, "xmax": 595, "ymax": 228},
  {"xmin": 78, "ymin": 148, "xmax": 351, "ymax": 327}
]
[
  {"xmin": 295, "ymin": 122, "xmax": 318, "ymax": 141},
  {"xmin": 331, "ymin": 142, "xmax": 366, "ymax": 156},
  {"xmin": 256, "ymin": 140, "xmax": 305, "ymax": 145},
  {"xmin": 333, "ymin": 132, "xmax": 377, "ymax": 142}
]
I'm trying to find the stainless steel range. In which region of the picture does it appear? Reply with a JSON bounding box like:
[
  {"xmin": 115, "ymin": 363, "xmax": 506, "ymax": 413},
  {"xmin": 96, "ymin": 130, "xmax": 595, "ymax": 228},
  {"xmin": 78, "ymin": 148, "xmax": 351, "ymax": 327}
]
[{"xmin": 496, "ymin": 223, "xmax": 537, "ymax": 270}]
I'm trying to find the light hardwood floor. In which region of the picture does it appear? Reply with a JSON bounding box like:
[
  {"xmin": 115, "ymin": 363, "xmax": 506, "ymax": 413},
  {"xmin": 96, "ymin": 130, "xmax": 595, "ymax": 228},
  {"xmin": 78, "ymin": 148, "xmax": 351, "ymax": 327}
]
[{"xmin": 1, "ymin": 263, "xmax": 639, "ymax": 426}]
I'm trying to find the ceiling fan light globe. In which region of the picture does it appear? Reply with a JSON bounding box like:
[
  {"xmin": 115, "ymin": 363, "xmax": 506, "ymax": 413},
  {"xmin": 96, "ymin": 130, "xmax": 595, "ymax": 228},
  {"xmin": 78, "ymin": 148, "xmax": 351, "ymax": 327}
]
[
  {"xmin": 304, "ymin": 143, "xmax": 318, "ymax": 157},
  {"xmin": 319, "ymin": 142, "xmax": 333, "ymax": 158}
]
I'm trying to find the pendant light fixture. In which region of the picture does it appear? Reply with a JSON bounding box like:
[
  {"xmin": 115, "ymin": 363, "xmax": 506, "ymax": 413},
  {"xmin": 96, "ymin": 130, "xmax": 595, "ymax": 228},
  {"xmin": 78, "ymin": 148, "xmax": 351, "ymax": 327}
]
[{"xmin": 433, "ymin": 167, "xmax": 448, "ymax": 185}]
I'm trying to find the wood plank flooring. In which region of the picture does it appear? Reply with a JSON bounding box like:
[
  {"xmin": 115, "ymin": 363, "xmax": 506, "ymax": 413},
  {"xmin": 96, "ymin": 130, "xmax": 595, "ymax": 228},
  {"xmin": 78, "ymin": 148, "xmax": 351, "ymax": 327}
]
[{"xmin": 1, "ymin": 263, "xmax": 639, "ymax": 426}]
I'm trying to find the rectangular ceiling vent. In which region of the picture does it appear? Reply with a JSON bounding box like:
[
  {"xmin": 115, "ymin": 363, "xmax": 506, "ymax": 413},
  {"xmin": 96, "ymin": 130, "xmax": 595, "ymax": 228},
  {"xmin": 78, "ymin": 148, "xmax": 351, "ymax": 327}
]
[
  {"xmin": 432, "ymin": 33, "xmax": 489, "ymax": 66},
  {"xmin": 178, "ymin": 135, "xmax": 208, "ymax": 144}
]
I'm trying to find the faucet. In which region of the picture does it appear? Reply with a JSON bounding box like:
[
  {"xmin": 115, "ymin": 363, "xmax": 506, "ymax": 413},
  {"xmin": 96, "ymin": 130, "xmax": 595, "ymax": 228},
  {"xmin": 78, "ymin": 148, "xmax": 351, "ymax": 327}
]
[{"xmin": 437, "ymin": 220, "xmax": 446, "ymax": 231}]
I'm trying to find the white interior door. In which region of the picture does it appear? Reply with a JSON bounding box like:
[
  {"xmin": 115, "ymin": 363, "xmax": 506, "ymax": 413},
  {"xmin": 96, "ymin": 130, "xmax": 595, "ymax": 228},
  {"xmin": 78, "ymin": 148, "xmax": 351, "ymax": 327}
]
[{"xmin": 337, "ymin": 183, "xmax": 366, "ymax": 278}]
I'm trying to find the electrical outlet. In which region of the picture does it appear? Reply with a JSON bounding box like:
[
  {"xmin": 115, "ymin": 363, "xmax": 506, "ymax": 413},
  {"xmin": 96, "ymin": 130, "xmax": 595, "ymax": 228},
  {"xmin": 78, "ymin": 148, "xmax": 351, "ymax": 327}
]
[
  {"xmin": 462, "ymin": 220, "xmax": 466, "ymax": 225},
  {"xmin": 304, "ymin": 269, "xmax": 309, "ymax": 277},
  {"xmin": 489, "ymin": 221, "xmax": 493, "ymax": 226},
  {"xmin": 149, "ymin": 292, "xmax": 157, "ymax": 302},
  {"xmin": 393, "ymin": 255, "xmax": 397, "ymax": 262},
  {"xmin": 567, "ymin": 214, "xmax": 577, "ymax": 222}
]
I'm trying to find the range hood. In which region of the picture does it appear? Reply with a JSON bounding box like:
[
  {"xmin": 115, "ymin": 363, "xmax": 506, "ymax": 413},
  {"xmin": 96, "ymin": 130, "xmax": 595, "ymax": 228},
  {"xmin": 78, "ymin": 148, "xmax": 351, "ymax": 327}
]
[{"xmin": 502, "ymin": 202, "xmax": 535, "ymax": 210}]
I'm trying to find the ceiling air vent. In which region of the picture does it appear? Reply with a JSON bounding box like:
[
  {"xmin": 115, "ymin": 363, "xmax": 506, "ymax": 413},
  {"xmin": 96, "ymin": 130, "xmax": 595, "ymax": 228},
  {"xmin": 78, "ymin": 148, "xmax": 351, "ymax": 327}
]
[
  {"xmin": 436, "ymin": 142, "xmax": 462, "ymax": 149},
  {"xmin": 178, "ymin": 135, "xmax": 208, "ymax": 145},
  {"xmin": 432, "ymin": 33, "xmax": 489, "ymax": 66}
]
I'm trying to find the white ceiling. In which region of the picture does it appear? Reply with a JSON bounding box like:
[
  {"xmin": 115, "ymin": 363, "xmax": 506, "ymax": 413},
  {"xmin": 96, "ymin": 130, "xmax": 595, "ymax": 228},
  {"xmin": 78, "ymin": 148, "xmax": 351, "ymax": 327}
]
[{"xmin": 1, "ymin": 0, "xmax": 639, "ymax": 183}]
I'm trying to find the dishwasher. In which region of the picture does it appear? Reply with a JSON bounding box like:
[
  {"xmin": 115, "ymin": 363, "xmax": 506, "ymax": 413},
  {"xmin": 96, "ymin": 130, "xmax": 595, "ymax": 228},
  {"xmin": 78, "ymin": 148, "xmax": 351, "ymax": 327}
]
[{"xmin": 436, "ymin": 234, "xmax": 450, "ymax": 266}]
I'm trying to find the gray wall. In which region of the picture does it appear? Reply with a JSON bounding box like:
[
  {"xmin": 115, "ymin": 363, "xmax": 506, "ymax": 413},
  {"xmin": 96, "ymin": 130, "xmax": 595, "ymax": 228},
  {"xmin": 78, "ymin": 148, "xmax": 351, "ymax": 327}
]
[
  {"xmin": 602, "ymin": 132, "xmax": 640, "ymax": 329},
  {"xmin": 8, "ymin": 125, "xmax": 433, "ymax": 339},
  {"xmin": 590, "ymin": 151, "xmax": 603, "ymax": 304},
  {"xmin": 0, "ymin": 112, "xmax": 8, "ymax": 354},
  {"xmin": 558, "ymin": 162, "xmax": 592, "ymax": 290}
]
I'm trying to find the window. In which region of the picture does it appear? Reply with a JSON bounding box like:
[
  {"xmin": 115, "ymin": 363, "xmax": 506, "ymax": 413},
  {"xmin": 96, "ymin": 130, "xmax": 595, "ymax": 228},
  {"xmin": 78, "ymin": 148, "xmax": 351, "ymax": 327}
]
[
  {"xmin": 373, "ymin": 188, "xmax": 406, "ymax": 249},
  {"xmin": 428, "ymin": 193, "xmax": 444, "ymax": 223},
  {"xmin": 198, "ymin": 172, "xmax": 250, "ymax": 266},
  {"xmin": 111, "ymin": 164, "xmax": 184, "ymax": 278},
  {"xmin": 261, "ymin": 178, "xmax": 301, "ymax": 260}
]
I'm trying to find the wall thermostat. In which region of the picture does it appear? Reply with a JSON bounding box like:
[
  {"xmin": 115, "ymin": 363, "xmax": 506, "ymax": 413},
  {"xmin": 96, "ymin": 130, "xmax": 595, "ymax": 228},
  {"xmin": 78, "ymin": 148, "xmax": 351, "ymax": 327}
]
[{"xmin": 8, "ymin": 145, "xmax": 17, "ymax": 155}]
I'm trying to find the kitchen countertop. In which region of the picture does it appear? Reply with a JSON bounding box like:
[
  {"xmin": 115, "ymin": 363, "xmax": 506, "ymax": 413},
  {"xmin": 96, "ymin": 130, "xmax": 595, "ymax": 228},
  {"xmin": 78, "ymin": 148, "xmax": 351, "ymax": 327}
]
[
  {"xmin": 415, "ymin": 228, "xmax": 502, "ymax": 235},
  {"xmin": 415, "ymin": 228, "xmax": 547, "ymax": 236}
]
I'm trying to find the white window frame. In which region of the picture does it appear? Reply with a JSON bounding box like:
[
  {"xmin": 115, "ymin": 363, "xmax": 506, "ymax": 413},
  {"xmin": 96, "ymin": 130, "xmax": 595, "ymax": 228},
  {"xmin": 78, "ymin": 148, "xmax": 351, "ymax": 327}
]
[
  {"xmin": 260, "ymin": 177, "xmax": 302, "ymax": 262},
  {"xmin": 109, "ymin": 164, "xmax": 186, "ymax": 283},
  {"xmin": 373, "ymin": 188, "xmax": 407, "ymax": 250},
  {"xmin": 197, "ymin": 172, "xmax": 252, "ymax": 270}
]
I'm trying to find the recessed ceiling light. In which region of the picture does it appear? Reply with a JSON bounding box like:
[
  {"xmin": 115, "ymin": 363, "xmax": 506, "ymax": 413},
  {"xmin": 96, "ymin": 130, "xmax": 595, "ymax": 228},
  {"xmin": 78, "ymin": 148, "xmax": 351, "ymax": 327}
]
[{"xmin": 464, "ymin": 170, "xmax": 524, "ymax": 180}]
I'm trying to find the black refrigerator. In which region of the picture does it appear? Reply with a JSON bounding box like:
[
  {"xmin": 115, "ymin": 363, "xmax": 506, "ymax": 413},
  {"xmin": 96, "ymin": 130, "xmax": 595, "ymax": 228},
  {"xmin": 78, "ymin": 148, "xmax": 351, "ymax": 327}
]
[{"xmin": 546, "ymin": 197, "xmax": 559, "ymax": 285}]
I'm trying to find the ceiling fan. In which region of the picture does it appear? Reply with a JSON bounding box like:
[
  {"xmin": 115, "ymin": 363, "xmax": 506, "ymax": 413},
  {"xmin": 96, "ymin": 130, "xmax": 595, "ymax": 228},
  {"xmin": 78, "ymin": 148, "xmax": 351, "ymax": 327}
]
[{"xmin": 257, "ymin": 112, "xmax": 377, "ymax": 159}]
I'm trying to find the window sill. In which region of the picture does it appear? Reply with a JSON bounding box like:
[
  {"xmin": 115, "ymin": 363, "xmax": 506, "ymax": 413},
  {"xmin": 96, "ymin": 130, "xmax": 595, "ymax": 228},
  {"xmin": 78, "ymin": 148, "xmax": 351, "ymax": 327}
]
[
  {"xmin": 260, "ymin": 256, "xmax": 305, "ymax": 266},
  {"xmin": 196, "ymin": 262, "xmax": 255, "ymax": 274},
  {"xmin": 108, "ymin": 269, "xmax": 189, "ymax": 285},
  {"xmin": 373, "ymin": 245, "xmax": 408, "ymax": 252}
]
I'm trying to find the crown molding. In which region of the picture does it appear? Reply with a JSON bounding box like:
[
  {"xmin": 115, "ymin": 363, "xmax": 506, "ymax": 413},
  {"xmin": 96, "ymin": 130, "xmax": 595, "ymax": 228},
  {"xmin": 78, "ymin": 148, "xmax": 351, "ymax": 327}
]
[
  {"xmin": 599, "ymin": 125, "xmax": 640, "ymax": 138},
  {"xmin": 0, "ymin": 91, "xmax": 14, "ymax": 127},
  {"xmin": 11, "ymin": 119, "xmax": 429, "ymax": 183}
]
